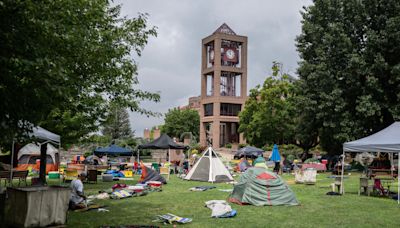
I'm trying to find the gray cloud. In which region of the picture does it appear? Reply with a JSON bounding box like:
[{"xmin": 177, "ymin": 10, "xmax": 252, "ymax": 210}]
[{"xmin": 115, "ymin": 0, "xmax": 312, "ymax": 136}]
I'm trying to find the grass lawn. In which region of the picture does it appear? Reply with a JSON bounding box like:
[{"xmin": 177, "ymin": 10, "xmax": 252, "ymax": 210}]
[{"xmin": 61, "ymin": 172, "xmax": 400, "ymax": 228}]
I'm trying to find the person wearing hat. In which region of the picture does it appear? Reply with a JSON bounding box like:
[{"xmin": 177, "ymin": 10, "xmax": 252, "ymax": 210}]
[{"xmin": 69, "ymin": 173, "xmax": 87, "ymax": 210}]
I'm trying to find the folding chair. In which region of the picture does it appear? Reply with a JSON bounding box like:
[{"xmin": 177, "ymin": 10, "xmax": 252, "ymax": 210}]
[
  {"xmin": 373, "ymin": 179, "xmax": 387, "ymax": 196},
  {"xmin": 358, "ymin": 177, "xmax": 373, "ymax": 196},
  {"xmin": 331, "ymin": 176, "xmax": 345, "ymax": 194},
  {"xmin": 159, "ymin": 167, "xmax": 170, "ymax": 181}
]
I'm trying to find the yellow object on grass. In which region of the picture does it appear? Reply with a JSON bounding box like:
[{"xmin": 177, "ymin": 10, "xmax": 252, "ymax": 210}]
[
  {"xmin": 123, "ymin": 170, "xmax": 133, "ymax": 177},
  {"xmin": 254, "ymin": 163, "xmax": 268, "ymax": 169}
]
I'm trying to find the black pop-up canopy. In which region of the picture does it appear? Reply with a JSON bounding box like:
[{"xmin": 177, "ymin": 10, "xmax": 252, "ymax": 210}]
[
  {"xmin": 138, "ymin": 134, "xmax": 187, "ymax": 150},
  {"xmin": 137, "ymin": 134, "xmax": 187, "ymax": 163}
]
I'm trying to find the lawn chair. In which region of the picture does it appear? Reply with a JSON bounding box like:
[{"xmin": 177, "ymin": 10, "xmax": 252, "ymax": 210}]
[
  {"xmin": 331, "ymin": 176, "xmax": 345, "ymax": 194},
  {"xmin": 303, "ymin": 168, "xmax": 317, "ymax": 185},
  {"xmin": 358, "ymin": 177, "xmax": 373, "ymax": 196},
  {"xmin": 373, "ymin": 179, "xmax": 387, "ymax": 196},
  {"xmin": 159, "ymin": 167, "xmax": 170, "ymax": 181},
  {"xmin": 87, "ymin": 169, "xmax": 97, "ymax": 184},
  {"xmin": 0, "ymin": 171, "xmax": 10, "ymax": 186},
  {"xmin": 12, "ymin": 171, "xmax": 28, "ymax": 187}
]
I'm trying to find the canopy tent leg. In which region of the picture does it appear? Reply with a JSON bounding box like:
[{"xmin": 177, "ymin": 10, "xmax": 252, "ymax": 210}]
[
  {"xmin": 398, "ymin": 152, "xmax": 399, "ymax": 205},
  {"xmin": 39, "ymin": 142, "xmax": 48, "ymax": 186},
  {"xmin": 209, "ymin": 147, "xmax": 213, "ymax": 183},
  {"xmin": 9, "ymin": 140, "xmax": 15, "ymax": 186},
  {"xmin": 168, "ymin": 148, "xmax": 171, "ymax": 175},
  {"xmin": 187, "ymin": 149, "xmax": 191, "ymax": 170},
  {"xmin": 340, "ymin": 151, "xmax": 345, "ymax": 195},
  {"xmin": 390, "ymin": 153, "xmax": 394, "ymax": 177}
]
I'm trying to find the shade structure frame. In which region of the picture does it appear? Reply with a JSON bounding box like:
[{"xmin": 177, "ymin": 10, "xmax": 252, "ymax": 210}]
[{"xmin": 341, "ymin": 122, "xmax": 400, "ymax": 204}]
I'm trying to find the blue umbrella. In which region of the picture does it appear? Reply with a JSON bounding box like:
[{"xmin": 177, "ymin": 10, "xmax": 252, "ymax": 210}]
[{"xmin": 270, "ymin": 144, "xmax": 281, "ymax": 162}]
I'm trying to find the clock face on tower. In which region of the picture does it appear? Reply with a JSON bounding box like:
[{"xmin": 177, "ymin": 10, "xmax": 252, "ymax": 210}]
[{"xmin": 226, "ymin": 49, "xmax": 235, "ymax": 59}]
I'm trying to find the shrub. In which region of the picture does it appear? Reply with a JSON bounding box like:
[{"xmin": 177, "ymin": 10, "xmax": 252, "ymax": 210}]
[{"xmin": 239, "ymin": 143, "xmax": 248, "ymax": 149}]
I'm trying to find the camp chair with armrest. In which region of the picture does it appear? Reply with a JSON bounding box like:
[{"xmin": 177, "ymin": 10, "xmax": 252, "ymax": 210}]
[
  {"xmin": 159, "ymin": 167, "xmax": 170, "ymax": 181},
  {"xmin": 87, "ymin": 169, "xmax": 97, "ymax": 184},
  {"xmin": 0, "ymin": 171, "xmax": 10, "ymax": 186},
  {"xmin": 358, "ymin": 177, "xmax": 373, "ymax": 196},
  {"xmin": 373, "ymin": 179, "xmax": 388, "ymax": 196},
  {"xmin": 13, "ymin": 170, "xmax": 28, "ymax": 186},
  {"xmin": 331, "ymin": 176, "xmax": 345, "ymax": 194}
]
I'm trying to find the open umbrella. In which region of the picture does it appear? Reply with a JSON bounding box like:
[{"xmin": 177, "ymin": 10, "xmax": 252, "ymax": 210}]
[{"xmin": 270, "ymin": 144, "xmax": 281, "ymax": 162}]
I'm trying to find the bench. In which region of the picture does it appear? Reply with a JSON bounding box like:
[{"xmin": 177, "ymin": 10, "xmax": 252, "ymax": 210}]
[{"xmin": 0, "ymin": 170, "xmax": 28, "ymax": 186}]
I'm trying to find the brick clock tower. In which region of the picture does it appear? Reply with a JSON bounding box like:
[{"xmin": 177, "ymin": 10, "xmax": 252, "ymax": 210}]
[{"xmin": 199, "ymin": 23, "xmax": 247, "ymax": 148}]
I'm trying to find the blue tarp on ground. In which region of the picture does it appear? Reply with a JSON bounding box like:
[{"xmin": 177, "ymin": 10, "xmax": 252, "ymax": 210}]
[{"xmin": 94, "ymin": 144, "xmax": 133, "ymax": 156}]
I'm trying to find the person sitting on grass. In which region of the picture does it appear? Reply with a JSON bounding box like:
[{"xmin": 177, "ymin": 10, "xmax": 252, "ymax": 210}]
[{"xmin": 69, "ymin": 173, "xmax": 87, "ymax": 210}]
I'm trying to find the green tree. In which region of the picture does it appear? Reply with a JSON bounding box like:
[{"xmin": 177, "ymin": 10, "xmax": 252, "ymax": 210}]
[
  {"xmin": 161, "ymin": 109, "xmax": 200, "ymax": 139},
  {"xmin": 296, "ymin": 0, "xmax": 400, "ymax": 155},
  {"xmin": 239, "ymin": 62, "xmax": 297, "ymax": 148},
  {"xmin": 0, "ymin": 0, "xmax": 159, "ymax": 144},
  {"xmin": 102, "ymin": 106, "xmax": 134, "ymax": 140}
]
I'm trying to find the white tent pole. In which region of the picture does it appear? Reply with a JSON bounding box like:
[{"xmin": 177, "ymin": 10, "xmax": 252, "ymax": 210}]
[
  {"xmin": 390, "ymin": 153, "xmax": 393, "ymax": 177},
  {"xmin": 397, "ymin": 153, "xmax": 399, "ymax": 205},
  {"xmin": 209, "ymin": 147, "xmax": 213, "ymax": 183},
  {"xmin": 10, "ymin": 140, "xmax": 15, "ymax": 186},
  {"xmin": 340, "ymin": 151, "xmax": 345, "ymax": 194}
]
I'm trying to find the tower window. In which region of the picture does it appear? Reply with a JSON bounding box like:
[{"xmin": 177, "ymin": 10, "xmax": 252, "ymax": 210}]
[
  {"xmin": 206, "ymin": 74, "xmax": 214, "ymax": 96},
  {"xmin": 220, "ymin": 103, "xmax": 241, "ymax": 116},
  {"xmin": 204, "ymin": 103, "xmax": 213, "ymax": 116},
  {"xmin": 220, "ymin": 72, "xmax": 241, "ymax": 96}
]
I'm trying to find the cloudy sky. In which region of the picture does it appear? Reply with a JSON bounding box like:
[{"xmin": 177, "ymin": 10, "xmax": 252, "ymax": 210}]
[{"xmin": 115, "ymin": 0, "xmax": 312, "ymax": 136}]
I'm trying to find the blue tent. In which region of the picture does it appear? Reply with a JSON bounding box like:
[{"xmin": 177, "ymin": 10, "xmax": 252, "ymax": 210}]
[
  {"xmin": 270, "ymin": 144, "xmax": 281, "ymax": 162},
  {"xmin": 94, "ymin": 144, "xmax": 133, "ymax": 156}
]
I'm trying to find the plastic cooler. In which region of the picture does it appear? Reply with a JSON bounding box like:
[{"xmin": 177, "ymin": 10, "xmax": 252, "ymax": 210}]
[
  {"xmin": 102, "ymin": 174, "xmax": 113, "ymax": 182},
  {"xmin": 128, "ymin": 185, "xmax": 145, "ymax": 193},
  {"xmin": 48, "ymin": 171, "xmax": 60, "ymax": 179}
]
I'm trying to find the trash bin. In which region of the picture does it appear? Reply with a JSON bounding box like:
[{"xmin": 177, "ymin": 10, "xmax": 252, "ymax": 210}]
[{"xmin": 5, "ymin": 186, "xmax": 70, "ymax": 227}]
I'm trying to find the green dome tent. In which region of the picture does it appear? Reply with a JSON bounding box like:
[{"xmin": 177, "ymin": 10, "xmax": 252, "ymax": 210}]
[{"xmin": 229, "ymin": 167, "xmax": 298, "ymax": 206}]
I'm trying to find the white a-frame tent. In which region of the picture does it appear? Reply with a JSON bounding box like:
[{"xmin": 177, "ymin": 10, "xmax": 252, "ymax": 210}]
[
  {"xmin": 185, "ymin": 147, "xmax": 233, "ymax": 183},
  {"xmin": 341, "ymin": 122, "xmax": 400, "ymax": 204}
]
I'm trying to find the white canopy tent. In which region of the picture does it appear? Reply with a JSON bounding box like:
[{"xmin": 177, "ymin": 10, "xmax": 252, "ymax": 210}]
[
  {"xmin": 31, "ymin": 126, "xmax": 61, "ymax": 145},
  {"xmin": 341, "ymin": 122, "xmax": 400, "ymax": 204}
]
